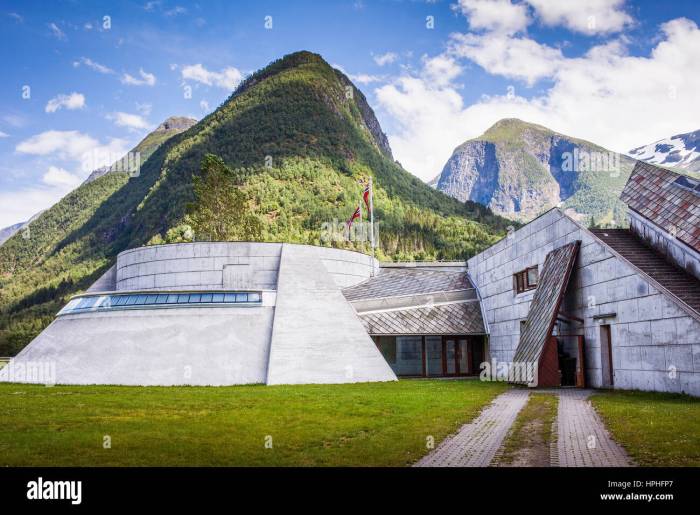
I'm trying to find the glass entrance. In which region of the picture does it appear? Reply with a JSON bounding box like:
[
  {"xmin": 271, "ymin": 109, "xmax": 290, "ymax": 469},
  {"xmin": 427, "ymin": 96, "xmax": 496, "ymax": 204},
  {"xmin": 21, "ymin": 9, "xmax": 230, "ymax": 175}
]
[
  {"xmin": 444, "ymin": 337, "xmax": 469, "ymax": 376},
  {"xmin": 373, "ymin": 335, "xmax": 484, "ymax": 377}
]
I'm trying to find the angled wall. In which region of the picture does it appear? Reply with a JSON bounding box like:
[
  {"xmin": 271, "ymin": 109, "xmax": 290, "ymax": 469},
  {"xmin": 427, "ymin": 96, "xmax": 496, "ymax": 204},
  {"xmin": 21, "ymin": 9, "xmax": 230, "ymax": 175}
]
[
  {"xmin": 266, "ymin": 244, "xmax": 397, "ymax": 385},
  {"xmin": 0, "ymin": 306, "xmax": 274, "ymax": 386}
]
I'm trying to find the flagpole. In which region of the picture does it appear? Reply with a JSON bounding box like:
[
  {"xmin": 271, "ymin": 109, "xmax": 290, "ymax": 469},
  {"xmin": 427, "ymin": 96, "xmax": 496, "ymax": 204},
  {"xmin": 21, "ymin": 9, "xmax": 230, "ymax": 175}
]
[{"xmin": 369, "ymin": 176, "xmax": 375, "ymax": 276}]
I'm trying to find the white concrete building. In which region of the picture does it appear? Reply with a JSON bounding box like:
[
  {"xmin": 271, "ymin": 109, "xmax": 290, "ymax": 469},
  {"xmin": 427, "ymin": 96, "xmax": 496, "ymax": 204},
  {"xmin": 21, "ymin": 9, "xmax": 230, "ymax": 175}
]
[
  {"xmin": 0, "ymin": 242, "xmax": 396, "ymax": 386},
  {"xmin": 467, "ymin": 162, "xmax": 700, "ymax": 396},
  {"xmin": 2, "ymin": 162, "xmax": 698, "ymax": 395}
]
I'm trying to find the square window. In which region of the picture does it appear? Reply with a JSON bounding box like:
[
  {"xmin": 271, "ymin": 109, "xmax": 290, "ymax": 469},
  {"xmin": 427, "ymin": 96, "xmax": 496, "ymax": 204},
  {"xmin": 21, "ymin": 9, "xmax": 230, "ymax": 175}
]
[
  {"xmin": 177, "ymin": 294, "xmax": 190, "ymax": 304},
  {"xmin": 212, "ymin": 293, "xmax": 225, "ymax": 303},
  {"xmin": 200, "ymin": 293, "xmax": 213, "ymax": 303},
  {"xmin": 248, "ymin": 292, "xmax": 261, "ymax": 303},
  {"xmin": 527, "ymin": 267, "xmax": 539, "ymax": 287},
  {"xmin": 189, "ymin": 294, "xmax": 202, "ymax": 303},
  {"xmin": 224, "ymin": 293, "xmax": 237, "ymax": 303}
]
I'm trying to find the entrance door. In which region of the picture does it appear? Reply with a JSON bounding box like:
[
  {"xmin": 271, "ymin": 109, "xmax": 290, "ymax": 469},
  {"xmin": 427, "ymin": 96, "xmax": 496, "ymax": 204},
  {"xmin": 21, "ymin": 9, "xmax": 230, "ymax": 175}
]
[
  {"xmin": 444, "ymin": 338, "xmax": 457, "ymax": 375},
  {"xmin": 443, "ymin": 337, "xmax": 470, "ymax": 376},
  {"xmin": 600, "ymin": 325, "xmax": 614, "ymax": 387}
]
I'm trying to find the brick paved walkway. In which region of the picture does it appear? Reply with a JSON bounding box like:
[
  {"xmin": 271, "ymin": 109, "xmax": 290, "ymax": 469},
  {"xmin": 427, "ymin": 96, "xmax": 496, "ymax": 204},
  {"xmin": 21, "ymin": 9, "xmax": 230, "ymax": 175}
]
[
  {"xmin": 413, "ymin": 389, "xmax": 530, "ymax": 467},
  {"xmin": 554, "ymin": 389, "xmax": 633, "ymax": 467},
  {"xmin": 414, "ymin": 388, "xmax": 634, "ymax": 467}
]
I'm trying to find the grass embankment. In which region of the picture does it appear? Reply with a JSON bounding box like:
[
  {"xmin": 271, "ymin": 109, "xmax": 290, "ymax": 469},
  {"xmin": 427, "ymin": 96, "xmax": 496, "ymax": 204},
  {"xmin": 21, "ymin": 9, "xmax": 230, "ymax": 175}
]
[
  {"xmin": 0, "ymin": 379, "xmax": 507, "ymax": 467},
  {"xmin": 495, "ymin": 393, "xmax": 558, "ymax": 467},
  {"xmin": 590, "ymin": 390, "xmax": 700, "ymax": 467}
]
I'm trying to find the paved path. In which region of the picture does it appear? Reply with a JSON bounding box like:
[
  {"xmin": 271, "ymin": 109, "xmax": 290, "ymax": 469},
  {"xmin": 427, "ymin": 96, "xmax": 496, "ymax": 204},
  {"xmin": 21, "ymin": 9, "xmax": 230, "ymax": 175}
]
[
  {"xmin": 414, "ymin": 389, "xmax": 530, "ymax": 467},
  {"xmin": 415, "ymin": 388, "xmax": 633, "ymax": 467},
  {"xmin": 554, "ymin": 389, "xmax": 633, "ymax": 467}
]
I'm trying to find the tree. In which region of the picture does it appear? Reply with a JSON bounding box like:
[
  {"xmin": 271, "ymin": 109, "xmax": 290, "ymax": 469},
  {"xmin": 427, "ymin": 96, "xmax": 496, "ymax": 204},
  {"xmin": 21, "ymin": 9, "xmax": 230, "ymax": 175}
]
[{"xmin": 187, "ymin": 154, "xmax": 263, "ymax": 241}]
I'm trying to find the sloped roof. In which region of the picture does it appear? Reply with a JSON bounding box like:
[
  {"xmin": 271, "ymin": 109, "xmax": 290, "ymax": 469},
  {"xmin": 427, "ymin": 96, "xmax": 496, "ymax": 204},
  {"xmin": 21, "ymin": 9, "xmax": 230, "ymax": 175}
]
[
  {"xmin": 357, "ymin": 301, "xmax": 485, "ymax": 335},
  {"xmin": 620, "ymin": 162, "xmax": 700, "ymax": 252},
  {"xmin": 512, "ymin": 241, "xmax": 580, "ymax": 383},
  {"xmin": 342, "ymin": 268, "xmax": 473, "ymax": 302},
  {"xmin": 591, "ymin": 229, "xmax": 700, "ymax": 322}
]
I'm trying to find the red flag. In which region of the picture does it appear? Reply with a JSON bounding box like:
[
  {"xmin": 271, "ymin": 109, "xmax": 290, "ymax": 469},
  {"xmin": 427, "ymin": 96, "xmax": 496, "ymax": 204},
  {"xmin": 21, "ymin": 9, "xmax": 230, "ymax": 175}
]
[
  {"xmin": 346, "ymin": 205, "xmax": 361, "ymax": 228},
  {"xmin": 362, "ymin": 183, "xmax": 371, "ymax": 212}
]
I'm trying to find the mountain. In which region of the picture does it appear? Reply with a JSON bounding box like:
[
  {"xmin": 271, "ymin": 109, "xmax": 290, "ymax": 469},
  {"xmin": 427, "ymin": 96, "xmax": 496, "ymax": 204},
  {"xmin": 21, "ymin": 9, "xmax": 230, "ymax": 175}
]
[
  {"xmin": 0, "ymin": 51, "xmax": 510, "ymax": 356},
  {"xmin": 628, "ymin": 129, "xmax": 700, "ymax": 175},
  {"xmin": 434, "ymin": 118, "xmax": 637, "ymax": 224},
  {"xmin": 84, "ymin": 116, "xmax": 197, "ymax": 183},
  {"xmin": 0, "ymin": 211, "xmax": 46, "ymax": 247},
  {"xmin": 0, "ymin": 222, "xmax": 25, "ymax": 246}
]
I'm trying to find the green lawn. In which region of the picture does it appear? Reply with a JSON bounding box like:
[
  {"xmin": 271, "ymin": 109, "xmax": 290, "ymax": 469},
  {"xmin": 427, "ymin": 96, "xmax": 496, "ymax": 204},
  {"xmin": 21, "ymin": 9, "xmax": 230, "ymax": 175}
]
[
  {"xmin": 0, "ymin": 379, "xmax": 507, "ymax": 467},
  {"xmin": 590, "ymin": 390, "xmax": 700, "ymax": 467}
]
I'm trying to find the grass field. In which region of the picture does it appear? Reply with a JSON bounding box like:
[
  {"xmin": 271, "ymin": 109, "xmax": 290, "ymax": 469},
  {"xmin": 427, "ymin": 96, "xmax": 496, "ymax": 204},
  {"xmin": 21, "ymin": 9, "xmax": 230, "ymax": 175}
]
[
  {"xmin": 0, "ymin": 379, "xmax": 507, "ymax": 467},
  {"xmin": 590, "ymin": 390, "xmax": 700, "ymax": 467}
]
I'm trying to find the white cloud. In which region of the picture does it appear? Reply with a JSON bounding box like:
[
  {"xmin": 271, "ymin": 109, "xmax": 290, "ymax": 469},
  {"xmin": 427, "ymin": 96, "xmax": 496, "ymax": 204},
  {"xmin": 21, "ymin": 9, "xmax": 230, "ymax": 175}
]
[
  {"xmin": 8, "ymin": 12, "xmax": 23, "ymax": 23},
  {"xmin": 421, "ymin": 54, "xmax": 462, "ymax": 87},
  {"xmin": 456, "ymin": 0, "xmax": 530, "ymax": 35},
  {"xmin": 45, "ymin": 92, "xmax": 86, "ymax": 113},
  {"xmin": 449, "ymin": 32, "xmax": 563, "ymax": 86},
  {"xmin": 376, "ymin": 17, "xmax": 700, "ymax": 181},
  {"xmin": 181, "ymin": 64, "xmax": 243, "ymax": 90},
  {"xmin": 16, "ymin": 130, "xmax": 130, "ymax": 174},
  {"xmin": 165, "ymin": 6, "xmax": 187, "ymax": 16},
  {"xmin": 42, "ymin": 166, "xmax": 81, "ymax": 188},
  {"xmin": 144, "ymin": 1, "xmax": 161, "ymax": 11},
  {"xmin": 73, "ymin": 57, "xmax": 115, "ymax": 74},
  {"xmin": 526, "ymin": 0, "xmax": 633, "ymax": 35},
  {"xmin": 0, "ymin": 131, "xmax": 8, "ymax": 138},
  {"xmin": 16, "ymin": 130, "xmax": 99, "ymax": 160},
  {"xmin": 109, "ymin": 112, "xmax": 151, "ymax": 130},
  {"xmin": 121, "ymin": 68, "xmax": 157, "ymax": 86},
  {"xmin": 351, "ymin": 73, "xmax": 384, "ymax": 85},
  {"xmin": 373, "ymin": 52, "xmax": 398, "ymax": 66},
  {"xmin": 48, "ymin": 22, "xmax": 66, "ymax": 40}
]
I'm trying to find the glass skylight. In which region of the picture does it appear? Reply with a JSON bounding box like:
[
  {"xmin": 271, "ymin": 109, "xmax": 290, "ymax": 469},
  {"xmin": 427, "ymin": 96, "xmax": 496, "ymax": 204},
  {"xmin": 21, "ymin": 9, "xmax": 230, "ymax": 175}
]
[{"xmin": 57, "ymin": 291, "xmax": 263, "ymax": 316}]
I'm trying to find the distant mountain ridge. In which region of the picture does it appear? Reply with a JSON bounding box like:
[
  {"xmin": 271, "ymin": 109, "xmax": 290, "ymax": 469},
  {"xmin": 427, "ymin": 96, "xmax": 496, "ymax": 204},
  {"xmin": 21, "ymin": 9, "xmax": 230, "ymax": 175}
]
[
  {"xmin": 84, "ymin": 116, "xmax": 197, "ymax": 183},
  {"xmin": 628, "ymin": 128, "xmax": 700, "ymax": 175},
  {"xmin": 434, "ymin": 118, "xmax": 637, "ymax": 224},
  {"xmin": 0, "ymin": 222, "xmax": 25, "ymax": 246}
]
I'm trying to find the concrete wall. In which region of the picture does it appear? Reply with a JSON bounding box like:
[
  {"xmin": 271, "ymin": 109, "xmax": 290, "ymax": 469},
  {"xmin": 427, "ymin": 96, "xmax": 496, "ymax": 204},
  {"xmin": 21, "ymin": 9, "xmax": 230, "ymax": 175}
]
[
  {"xmin": 468, "ymin": 209, "xmax": 700, "ymax": 396},
  {"xmin": 116, "ymin": 242, "xmax": 282, "ymax": 291},
  {"xmin": 266, "ymin": 244, "xmax": 396, "ymax": 385},
  {"xmin": 115, "ymin": 242, "xmax": 377, "ymax": 291},
  {"xmin": 629, "ymin": 211, "xmax": 700, "ymax": 281},
  {"xmin": 0, "ymin": 306, "xmax": 275, "ymax": 386}
]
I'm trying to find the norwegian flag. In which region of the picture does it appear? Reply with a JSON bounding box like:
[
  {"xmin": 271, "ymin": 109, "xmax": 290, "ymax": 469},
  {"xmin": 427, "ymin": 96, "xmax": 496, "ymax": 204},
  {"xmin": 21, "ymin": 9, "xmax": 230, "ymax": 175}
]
[
  {"xmin": 362, "ymin": 183, "xmax": 371, "ymax": 212},
  {"xmin": 346, "ymin": 205, "xmax": 361, "ymax": 228}
]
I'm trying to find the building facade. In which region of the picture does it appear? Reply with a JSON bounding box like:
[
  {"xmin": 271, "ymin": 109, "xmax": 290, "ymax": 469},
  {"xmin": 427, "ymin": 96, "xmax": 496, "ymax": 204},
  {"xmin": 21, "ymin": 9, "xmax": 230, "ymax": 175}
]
[
  {"xmin": 2, "ymin": 162, "xmax": 698, "ymax": 395},
  {"xmin": 0, "ymin": 242, "xmax": 397, "ymax": 386}
]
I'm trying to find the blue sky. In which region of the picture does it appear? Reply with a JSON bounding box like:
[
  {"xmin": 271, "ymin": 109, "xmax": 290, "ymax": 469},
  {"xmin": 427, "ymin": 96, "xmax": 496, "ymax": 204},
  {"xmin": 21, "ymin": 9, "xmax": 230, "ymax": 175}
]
[{"xmin": 1, "ymin": 0, "xmax": 699, "ymax": 227}]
